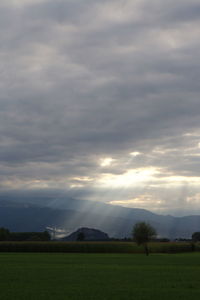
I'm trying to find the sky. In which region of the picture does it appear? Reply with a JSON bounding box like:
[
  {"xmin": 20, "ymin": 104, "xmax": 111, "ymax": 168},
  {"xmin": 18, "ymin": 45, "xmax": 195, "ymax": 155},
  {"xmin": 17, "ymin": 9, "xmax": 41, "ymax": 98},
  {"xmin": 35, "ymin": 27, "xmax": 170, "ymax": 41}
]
[{"xmin": 0, "ymin": 0, "xmax": 200, "ymax": 216}]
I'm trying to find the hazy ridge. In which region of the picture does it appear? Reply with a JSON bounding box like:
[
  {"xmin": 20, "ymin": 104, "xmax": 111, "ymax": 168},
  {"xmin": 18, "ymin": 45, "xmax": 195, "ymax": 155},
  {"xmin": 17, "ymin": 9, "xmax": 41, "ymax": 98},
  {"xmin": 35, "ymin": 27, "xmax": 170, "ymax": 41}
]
[{"xmin": 0, "ymin": 195, "xmax": 200, "ymax": 239}]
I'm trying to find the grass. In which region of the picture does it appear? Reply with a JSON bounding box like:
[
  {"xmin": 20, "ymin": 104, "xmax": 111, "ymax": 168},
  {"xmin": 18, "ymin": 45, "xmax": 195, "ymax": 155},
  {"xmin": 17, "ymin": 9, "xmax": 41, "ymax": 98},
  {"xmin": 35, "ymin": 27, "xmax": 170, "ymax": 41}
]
[{"xmin": 0, "ymin": 253, "xmax": 200, "ymax": 300}]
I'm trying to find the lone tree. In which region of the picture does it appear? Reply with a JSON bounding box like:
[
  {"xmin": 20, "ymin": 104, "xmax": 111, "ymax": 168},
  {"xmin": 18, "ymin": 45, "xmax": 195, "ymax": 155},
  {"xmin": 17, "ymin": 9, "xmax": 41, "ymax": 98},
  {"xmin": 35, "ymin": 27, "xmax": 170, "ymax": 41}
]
[
  {"xmin": 0, "ymin": 227, "xmax": 10, "ymax": 241},
  {"xmin": 192, "ymin": 232, "xmax": 200, "ymax": 242},
  {"xmin": 132, "ymin": 222, "xmax": 156, "ymax": 256}
]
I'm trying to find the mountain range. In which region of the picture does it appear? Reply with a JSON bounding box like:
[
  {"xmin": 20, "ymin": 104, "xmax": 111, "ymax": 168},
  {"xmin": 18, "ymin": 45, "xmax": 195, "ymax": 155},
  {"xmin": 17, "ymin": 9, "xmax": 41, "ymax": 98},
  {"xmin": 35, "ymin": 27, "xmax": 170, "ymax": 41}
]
[{"xmin": 0, "ymin": 195, "xmax": 200, "ymax": 239}]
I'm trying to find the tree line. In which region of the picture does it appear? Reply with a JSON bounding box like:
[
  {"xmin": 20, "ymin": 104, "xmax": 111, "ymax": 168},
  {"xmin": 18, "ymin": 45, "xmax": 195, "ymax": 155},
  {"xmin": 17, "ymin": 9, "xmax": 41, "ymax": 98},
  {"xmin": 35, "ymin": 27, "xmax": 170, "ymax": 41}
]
[
  {"xmin": 1, "ymin": 223, "xmax": 200, "ymax": 255},
  {"xmin": 0, "ymin": 227, "xmax": 50, "ymax": 241}
]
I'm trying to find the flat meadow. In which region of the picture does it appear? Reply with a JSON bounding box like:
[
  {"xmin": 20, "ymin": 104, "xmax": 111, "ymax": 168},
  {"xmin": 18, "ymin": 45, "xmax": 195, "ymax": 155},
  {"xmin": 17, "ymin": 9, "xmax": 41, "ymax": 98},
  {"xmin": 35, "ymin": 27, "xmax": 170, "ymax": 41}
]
[{"xmin": 0, "ymin": 252, "xmax": 200, "ymax": 300}]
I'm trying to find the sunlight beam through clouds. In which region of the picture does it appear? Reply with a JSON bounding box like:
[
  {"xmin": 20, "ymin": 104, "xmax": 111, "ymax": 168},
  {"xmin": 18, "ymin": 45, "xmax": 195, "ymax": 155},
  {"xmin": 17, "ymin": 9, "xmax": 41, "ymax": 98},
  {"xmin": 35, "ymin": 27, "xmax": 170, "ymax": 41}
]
[
  {"xmin": 98, "ymin": 167, "xmax": 159, "ymax": 188},
  {"xmin": 0, "ymin": 0, "xmax": 200, "ymax": 215}
]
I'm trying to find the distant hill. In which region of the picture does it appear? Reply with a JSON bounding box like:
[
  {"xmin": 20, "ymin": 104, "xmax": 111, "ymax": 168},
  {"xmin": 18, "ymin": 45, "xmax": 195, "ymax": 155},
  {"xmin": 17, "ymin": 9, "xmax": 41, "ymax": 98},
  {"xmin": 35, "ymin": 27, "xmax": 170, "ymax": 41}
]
[
  {"xmin": 63, "ymin": 227, "xmax": 109, "ymax": 241},
  {"xmin": 0, "ymin": 195, "xmax": 200, "ymax": 239}
]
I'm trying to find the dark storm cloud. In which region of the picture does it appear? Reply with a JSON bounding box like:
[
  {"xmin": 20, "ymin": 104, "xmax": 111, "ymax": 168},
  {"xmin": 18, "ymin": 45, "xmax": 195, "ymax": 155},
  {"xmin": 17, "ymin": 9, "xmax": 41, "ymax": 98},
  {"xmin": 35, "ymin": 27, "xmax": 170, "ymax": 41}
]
[{"xmin": 0, "ymin": 0, "xmax": 200, "ymax": 214}]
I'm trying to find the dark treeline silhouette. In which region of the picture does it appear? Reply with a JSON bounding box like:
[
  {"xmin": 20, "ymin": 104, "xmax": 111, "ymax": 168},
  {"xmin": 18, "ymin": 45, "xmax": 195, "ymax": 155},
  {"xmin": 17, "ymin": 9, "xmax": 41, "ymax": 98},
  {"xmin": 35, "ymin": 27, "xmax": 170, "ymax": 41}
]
[{"xmin": 0, "ymin": 227, "xmax": 50, "ymax": 241}]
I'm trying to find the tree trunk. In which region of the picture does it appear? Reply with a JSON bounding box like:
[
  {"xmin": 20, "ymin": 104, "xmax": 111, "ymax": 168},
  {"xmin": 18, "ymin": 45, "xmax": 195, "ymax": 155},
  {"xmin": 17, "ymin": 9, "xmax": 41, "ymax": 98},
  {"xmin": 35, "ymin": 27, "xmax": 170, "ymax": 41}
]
[{"xmin": 144, "ymin": 244, "xmax": 149, "ymax": 256}]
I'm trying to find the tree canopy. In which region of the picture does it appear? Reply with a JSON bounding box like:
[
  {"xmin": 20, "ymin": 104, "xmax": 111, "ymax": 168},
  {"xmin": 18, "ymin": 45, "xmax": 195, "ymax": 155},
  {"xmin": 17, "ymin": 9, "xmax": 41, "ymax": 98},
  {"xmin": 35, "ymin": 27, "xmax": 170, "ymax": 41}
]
[
  {"xmin": 192, "ymin": 232, "xmax": 200, "ymax": 242},
  {"xmin": 132, "ymin": 222, "xmax": 156, "ymax": 255}
]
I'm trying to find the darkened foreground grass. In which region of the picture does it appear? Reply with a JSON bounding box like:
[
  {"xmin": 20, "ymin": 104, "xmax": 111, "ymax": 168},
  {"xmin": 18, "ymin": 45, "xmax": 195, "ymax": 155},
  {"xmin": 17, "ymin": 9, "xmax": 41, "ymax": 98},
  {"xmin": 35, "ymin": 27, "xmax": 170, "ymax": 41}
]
[
  {"xmin": 0, "ymin": 241, "xmax": 197, "ymax": 253},
  {"xmin": 0, "ymin": 253, "xmax": 200, "ymax": 300}
]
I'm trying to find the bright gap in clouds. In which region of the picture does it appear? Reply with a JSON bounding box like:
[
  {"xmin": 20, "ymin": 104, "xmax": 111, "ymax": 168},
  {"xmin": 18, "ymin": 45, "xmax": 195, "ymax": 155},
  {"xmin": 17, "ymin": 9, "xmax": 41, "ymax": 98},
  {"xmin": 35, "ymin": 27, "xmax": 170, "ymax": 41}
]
[
  {"xmin": 98, "ymin": 167, "xmax": 159, "ymax": 187},
  {"xmin": 129, "ymin": 152, "xmax": 141, "ymax": 157},
  {"xmin": 109, "ymin": 194, "xmax": 163, "ymax": 209},
  {"xmin": 100, "ymin": 157, "xmax": 115, "ymax": 167}
]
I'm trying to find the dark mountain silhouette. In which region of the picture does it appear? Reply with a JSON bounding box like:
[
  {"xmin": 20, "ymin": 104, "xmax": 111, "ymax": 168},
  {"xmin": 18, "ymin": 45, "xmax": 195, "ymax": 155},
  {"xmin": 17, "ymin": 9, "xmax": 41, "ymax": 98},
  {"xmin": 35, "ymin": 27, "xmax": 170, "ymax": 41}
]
[{"xmin": 63, "ymin": 227, "xmax": 109, "ymax": 241}]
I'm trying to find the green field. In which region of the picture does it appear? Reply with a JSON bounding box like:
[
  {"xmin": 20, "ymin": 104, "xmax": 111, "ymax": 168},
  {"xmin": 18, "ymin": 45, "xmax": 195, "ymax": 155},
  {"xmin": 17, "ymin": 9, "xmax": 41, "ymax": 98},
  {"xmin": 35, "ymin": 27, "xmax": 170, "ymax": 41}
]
[{"xmin": 0, "ymin": 253, "xmax": 200, "ymax": 300}]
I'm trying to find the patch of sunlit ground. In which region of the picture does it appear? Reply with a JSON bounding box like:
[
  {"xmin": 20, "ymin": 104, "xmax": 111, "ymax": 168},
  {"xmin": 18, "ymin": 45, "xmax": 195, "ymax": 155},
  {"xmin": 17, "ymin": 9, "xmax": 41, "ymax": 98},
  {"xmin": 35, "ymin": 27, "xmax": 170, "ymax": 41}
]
[{"xmin": 0, "ymin": 253, "xmax": 200, "ymax": 299}]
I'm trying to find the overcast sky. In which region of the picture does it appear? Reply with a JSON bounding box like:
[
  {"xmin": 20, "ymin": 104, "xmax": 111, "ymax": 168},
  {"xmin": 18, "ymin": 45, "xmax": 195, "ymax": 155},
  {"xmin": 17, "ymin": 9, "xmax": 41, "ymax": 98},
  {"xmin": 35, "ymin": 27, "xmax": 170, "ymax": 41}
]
[{"xmin": 0, "ymin": 0, "xmax": 200, "ymax": 215}]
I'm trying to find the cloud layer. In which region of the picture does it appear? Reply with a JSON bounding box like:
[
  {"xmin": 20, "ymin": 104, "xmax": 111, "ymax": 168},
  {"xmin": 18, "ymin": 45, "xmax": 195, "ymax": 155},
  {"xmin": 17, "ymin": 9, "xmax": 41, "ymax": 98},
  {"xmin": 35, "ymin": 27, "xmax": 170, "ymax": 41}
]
[{"xmin": 0, "ymin": 0, "xmax": 200, "ymax": 215}]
